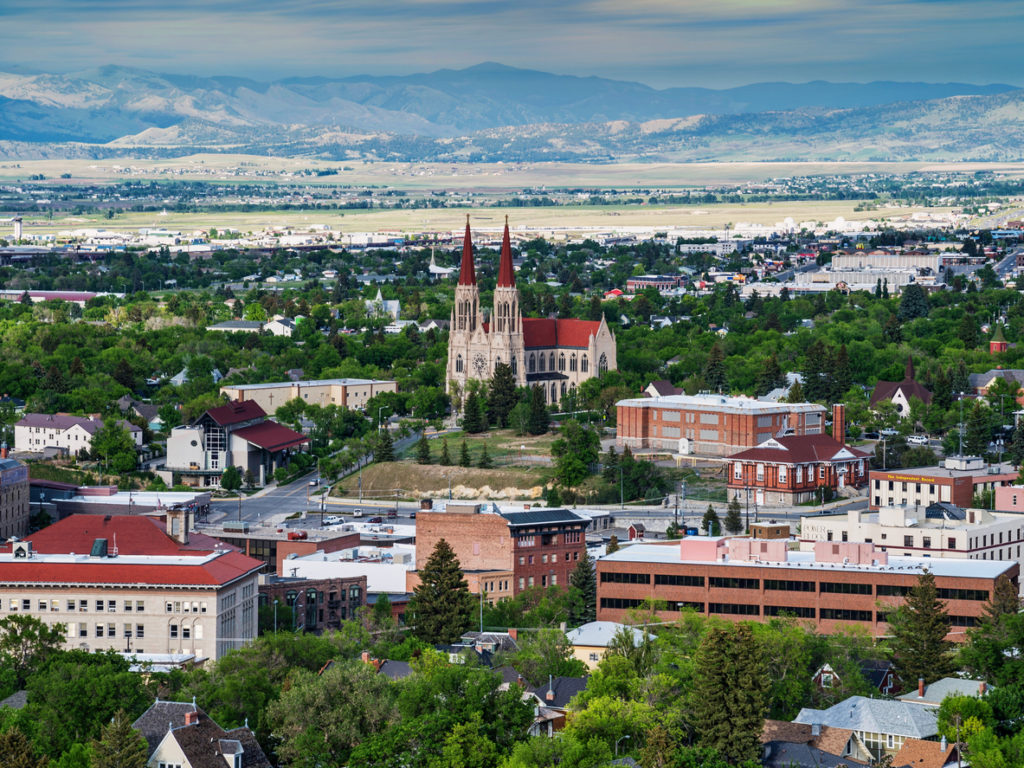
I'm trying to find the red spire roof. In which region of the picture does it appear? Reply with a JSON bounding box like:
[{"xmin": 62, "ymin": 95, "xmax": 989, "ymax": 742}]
[
  {"xmin": 497, "ymin": 216, "xmax": 515, "ymax": 288},
  {"xmin": 458, "ymin": 217, "xmax": 476, "ymax": 286}
]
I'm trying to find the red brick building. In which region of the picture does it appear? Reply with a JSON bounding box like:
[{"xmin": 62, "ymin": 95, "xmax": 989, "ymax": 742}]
[
  {"xmin": 869, "ymin": 455, "xmax": 1017, "ymax": 510},
  {"xmin": 596, "ymin": 537, "xmax": 1017, "ymax": 640},
  {"xmin": 258, "ymin": 573, "xmax": 367, "ymax": 632},
  {"xmin": 616, "ymin": 393, "xmax": 826, "ymax": 456},
  {"xmin": 412, "ymin": 504, "xmax": 587, "ymax": 601}
]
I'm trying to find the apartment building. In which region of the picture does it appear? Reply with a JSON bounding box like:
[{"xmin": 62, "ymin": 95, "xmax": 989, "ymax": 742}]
[
  {"xmin": 220, "ymin": 378, "xmax": 397, "ymax": 415},
  {"xmin": 869, "ymin": 455, "xmax": 1017, "ymax": 510},
  {"xmin": 617, "ymin": 393, "xmax": 826, "ymax": 456},
  {"xmin": 258, "ymin": 572, "xmax": 367, "ymax": 632},
  {"xmin": 596, "ymin": 537, "xmax": 1017, "ymax": 639},
  {"xmin": 0, "ymin": 457, "xmax": 29, "ymax": 540},
  {"xmin": 14, "ymin": 413, "xmax": 143, "ymax": 455},
  {"xmin": 801, "ymin": 502, "xmax": 1024, "ymax": 565},
  {"xmin": 0, "ymin": 512, "xmax": 263, "ymax": 660}
]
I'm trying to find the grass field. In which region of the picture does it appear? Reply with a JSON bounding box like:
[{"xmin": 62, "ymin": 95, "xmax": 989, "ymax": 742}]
[{"xmin": 337, "ymin": 461, "xmax": 550, "ymax": 501}]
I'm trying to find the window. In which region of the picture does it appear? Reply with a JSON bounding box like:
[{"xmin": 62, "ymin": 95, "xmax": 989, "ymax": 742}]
[
  {"xmin": 96, "ymin": 600, "xmax": 104, "ymax": 612},
  {"xmin": 821, "ymin": 672, "xmax": 833, "ymax": 687},
  {"xmin": 79, "ymin": 599, "xmax": 88, "ymax": 612},
  {"xmin": 937, "ymin": 588, "xmax": 989, "ymax": 601},
  {"xmin": 948, "ymin": 538, "xmax": 957, "ymax": 549},
  {"xmin": 709, "ymin": 577, "xmax": 760, "ymax": 590},
  {"xmin": 182, "ymin": 626, "xmax": 191, "ymax": 639},
  {"xmin": 108, "ymin": 600, "xmax": 116, "ymax": 613},
  {"xmin": 456, "ymin": 355, "xmax": 464, "ymax": 373},
  {"xmin": 581, "ymin": 355, "xmax": 589, "ymax": 373},
  {"xmin": 819, "ymin": 582, "xmax": 872, "ymax": 594},
  {"xmin": 589, "ymin": 652, "xmax": 600, "ymax": 662},
  {"xmin": 67, "ymin": 600, "xmax": 76, "ymax": 611},
  {"xmin": 734, "ymin": 463, "xmax": 742, "ymax": 480},
  {"xmin": 876, "ymin": 584, "xmax": 910, "ymax": 597},
  {"xmin": 904, "ymin": 535, "xmax": 914, "ymax": 547},
  {"xmin": 136, "ymin": 624, "xmax": 144, "ymax": 639},
  {"xmin": 600, "ymin": 597, "xmax": 646, "ymax": 610},
  {"xmin": 764, "ymin": 605, "xmax": 815, "ymax": 618},
  {"xmin": 95, "ymin": 624, "xmax": 103, "ymax": 638},
  {"xmin": 887, "ymin": 735, "xmax": 895, "ymax": 749},
  {"xmin": 820, "ymin": 608, "xmax": 873, "ymax": 621},
  {"xmin": 107, "ymin": 623, "xmax": 115, "ymax": 637},
  {"xmin": 558, "ymin": 353, "xmax": 565, "ymax": 372},
  {"xmin": 38, "ymin": 600, "xmax": 47, "ymax": 611},
  {"xmin": 170, "ymin": 624, "xmax": 178, "ymax": 639},
  {"xmin": 708, "ymin": 603, "xmax": 759, "ymax": 616},
  {"xmin": 601, "ymin": 572, "xmax": 651, "ymax": 584},
  {"xmin": 922, "ymin": 536, "xmax": 931, "ymax": 549},
  {"xmin": 764, "ymin": 579, "xmax": 814, "ymax": 592},
  {"xmin": 654, "ymin": 574, "xmax": 705, "ymax": 587},
  {"xmin": 778, "ymin": 465, "xmax": 787, "ymax": 484},
  {"xmin": 756, "ymin": 464, "xmax": 765, "ymax": 482},
  {"xmin": 124, "ymin": 601, "xmax": 133, "ymax": 612}
]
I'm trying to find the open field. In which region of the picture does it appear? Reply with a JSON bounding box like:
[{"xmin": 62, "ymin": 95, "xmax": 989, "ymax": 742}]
[
  {"xmin": 336, "ymin": 462, "xmax": 550, "ymax": 501},
  {"xmin": 6, "ymin": 154, "xmax": 1024, "ymax": 189},
  {"xmin": 398, "ymin": 429, "xmax": 559, "ymax": 464}
]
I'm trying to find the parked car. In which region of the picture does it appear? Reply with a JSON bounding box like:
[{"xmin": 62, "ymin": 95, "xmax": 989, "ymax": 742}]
[
  {"xmin": 879, "ymin": 428, "xmax": 899, "ymax": 437},
  {"xmin": 351, "ymin": 509, "xmax": 363, "ymax": 518},
  {"xmin": 409, "ymin": 511, "xmax": 417, "ymax": 519},
  {"xmin": 907, "ymin": 434, "xmax": 929, "ymax": 446},
  {"xmin": 309, "ymin": 478, "xmax": 320, "ymax": 486},
  {"xmin": 863, "ymin": 431, "xmax": 881, "ymax": 440},
  {"xmin": 367, "ymin": 516, "xmax": 384, "ymax": 524},
  {"xmin": 386, "ymin": 508, "xmax": 398, "ymax": 518},
  {"xmin": 322, "ymin": 515, "xmax": 344, "ymax": 525}
]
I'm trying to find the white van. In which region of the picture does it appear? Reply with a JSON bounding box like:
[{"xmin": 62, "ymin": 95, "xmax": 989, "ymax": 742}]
[{"xmin": 351, "ymin": 509, "xmax": 363, "ymax": 518}]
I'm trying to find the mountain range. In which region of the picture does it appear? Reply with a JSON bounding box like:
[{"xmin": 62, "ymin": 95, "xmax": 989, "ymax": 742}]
[{"xmin": 0, "ymin": 63, "xmax": 1022, "ymax": 161}]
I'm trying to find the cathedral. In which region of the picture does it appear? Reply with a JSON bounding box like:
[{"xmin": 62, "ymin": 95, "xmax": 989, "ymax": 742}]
[{"xmin": 445, "ymin": 218, "xmax": 617, "ymax": 404}]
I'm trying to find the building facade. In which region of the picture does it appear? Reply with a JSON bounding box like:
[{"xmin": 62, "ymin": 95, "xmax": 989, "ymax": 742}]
[
  {"xmin": 14, "ymin": 413, "xmax": 143, "ymax": 455},
  {"xmin": 0, "ymin": 457, "xmax": 29, "ymax": 541},
  {"xmin": 596, "ymin": 537, "xmax": 1017, "ymax": 640},
  {"xmin": 0, "ymin": 512, "xmax": 263, "ymax": 660},
  {"xmin": 617, "ymin": 393, "xmax": 827, "ymax": 456},
  {"xmin": 258, "ymin": 573, "xmax": 367, "ymax": 632},
  {"xmin": 868, "ymin": 456, "xmax": 1017, "ymax": 510},
  {"xmin": 445, "ymin": 219, "xmax": 617, "ymax": 405},
  {"xmin": 220, "ymin": 378, "xmax": 398, "ymax": 415},
  {"xmin": 203, "ymin": 522, "xmax": 360, "ymax": 574}
]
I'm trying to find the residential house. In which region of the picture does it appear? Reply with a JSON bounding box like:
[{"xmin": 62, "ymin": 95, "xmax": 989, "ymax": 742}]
[
  {"xmin": 892, "ymin": 737, "xmax": 961, "ymax": 768},
  {"xmin": 812, "ymin": 660, "xmax": 899, "ymax": 697},
  {"xmin": 14, "ymin": 413, "xmax": 143, "ymax": 456},
  {"xmin": 168, "ymin": 367, "xmax": 224, "ymax": 388},
  {"xmin": 365, "ymin": 289, "xmax": 401, "ymax": 321},
  {"xmin": 205, "ymin": 320, "xmax": 265, "ymax": 334},
  {"xmin": 565, "ymin": 621, "xmax": 653, "ymax": 670},
  {"xmin": 132, "ymin": 699, "xmax": 271, "ymax": 768},
  {"xmin": 869, "ymin": 358, "xmax": 932, "ymax": 417},
  {"xmin": 897, "ymin": 677, "xmax": 989, "ymax": 707},
  {"xmin": 265, "ymin": 315, "xmax": 298, "ymax": 337},
  {"xmin": 795, "ymin": 697, "xmax": 939, "ymax": 760},
  {"xmin": 761, "ymin": 720, "xmax": 872, "ymax": 768}
]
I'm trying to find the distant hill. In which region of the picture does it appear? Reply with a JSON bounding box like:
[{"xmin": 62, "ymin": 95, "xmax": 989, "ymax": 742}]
[{"xmin": 0, "ymin": 63, "xmax": 1021, "ymax": 161}]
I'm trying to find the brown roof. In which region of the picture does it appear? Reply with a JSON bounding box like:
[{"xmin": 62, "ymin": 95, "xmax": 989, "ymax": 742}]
[
  {"xmin": 730, "ymin": 434, "xmax": 871, "ymax": 465},
  {"xmin": 760, "ymin": 720, "xmax": 858, "ymax": 758},
  {"xmin": 870, "ymin": 379, "xmax": 933, "ymax": 407},
  {"xmin": 893, "ymin": 738, "xmax": 958, "ymax": 768},
  {"xmin": 168, "ymin": 711, "xmax": 271, "ymax": 768}
]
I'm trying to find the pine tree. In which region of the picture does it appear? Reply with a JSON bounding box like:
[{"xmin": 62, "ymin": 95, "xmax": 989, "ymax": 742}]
[
  {"xmin": 883, "ymin": 313, "xmax": 903, "ymax": 344},
  {"xmin": 703, "ymin": 342, "xmax": 728, "ymax": 393},
  {"xmin": 702, "ymin": 504, "xmax": 721, "ymax": 535},
  {"xmin": 409, "ymin": 539, "xmax": 475, "ymax": 643},
  {"xmin": 568, "ymin": 548, "xmax": 597, "ymax": 626},
  {"xmin": 960, "ymin": 313, "xmax": 980, "ymax": 350},
  {"xmin": 897, "ymin": 283, "xmax": 929, "ymax": 321},
  {"xmin": 486, "ymin": 362, "xmax": 517, "ymax": 428},
  {"xmin": 416, "ymin": 435, "xmax": 431, "ymax": 465},
  {"xmin": 91, "ymin": 710, "xmax": 148, "ymax": 768},
  {"xmin": 462, "ymin": 391, "xmax": 484, "ymax": 433},
  {"xmin": 831, "ymin": 344, "xmax": 852, "ymax": 403},
  {"xmin": 527, "ymin": 385, "xmax": 549, "ymax": 435},
  {"xmin": 800, "ymin": 340, "xmax": 830, "ymax": 402},
  {"xmin": 951, "ymin": 359, "xmax": 971, "ymax": 395},
  {"xmin": 754, "ymin": 353, "xmax": 785, "ymax": 397},
  {"xmin": 786, "ymin": 378, "xmax": 805, "ymax": 403},
  {"xmin": 724, "ymin": 497, "xmax": 744, "ymax": 534},
  {"xmin": 375, "ymin": 429, "xmax": 394, "ymax": 462},
  {"xmin": 932, "ymin": 366, "xmax": 953, "ymax": 411},
  {"xmin": 606, "ymin": 534, "xmax": 620, "ymax": 554},
  {"xmin": 477, "ymin": 444, "xmax": 492, "ymax": 469},
  {"xmin": 692, "ymin": 624, "xmax": 768, "ymax": 764},
  {"xmin": 889, "ymin": 570, "xmax": 953, "ymax": 686},
  {"xmin": 0, "ymin": 727, "xmax": 49, "ymax": 768},
  {"xmin": 882, "ymin": 279, "xmax": 890, "ymax": 299},
  {"xmin": 459, "ymin": 439, "xmax": 471, "ymax": 467},
  {"xmin": 874, "ymin": 278, "xmax": 882, "ymax": 298},
  {"xmin": 981, "ymin": 573, "xmax": 1021, "ymax": 625},
  {"xmin": 439, "ymin": 438, "xmax": 452, "ymax": 466}
]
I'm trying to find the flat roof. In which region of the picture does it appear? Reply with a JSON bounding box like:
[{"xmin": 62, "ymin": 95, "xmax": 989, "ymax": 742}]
[
  {"xmin": 201, "ymin": 525, "xmax": 359, "ymax": 542},
  {"xmin": 871, "ymin": 463, "xmax": 1017, "ymax": 480},
  {"xmin": 617, "ymin": 393, "xmax": 826, "ymax": 415},
  {"xmin": 222, "ymin": 378, "xmax": 393, "ymax": 390},
  {"xmin": 600, "ymin": 543, "xmax": 1015, "ymax": 579}
]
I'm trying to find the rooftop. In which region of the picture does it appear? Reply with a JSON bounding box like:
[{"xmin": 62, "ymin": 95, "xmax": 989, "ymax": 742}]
[
  {"xmin": 222, "ymin": 378, "xmax": 394, "ymax": 390},
  {"xmin": 795, "ymin": 697, "xmax": 938, "ymax": 739},
  {"xmin": 617, "ymin": 392, "xmax": 826, "ymax": 415},
  {"xmin": 870, "ymin": 460, "xmax": 1016, "ymax": 481},
  {"xmin": 566, "ymin": 621, "xmax": 655, "ymax": 648}
]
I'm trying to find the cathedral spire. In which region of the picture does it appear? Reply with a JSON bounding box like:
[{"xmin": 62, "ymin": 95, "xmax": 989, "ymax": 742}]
[
  {"xmin": 904, "ymin": 355, "xmax": 915, "ymax": 381},
  {"xmin": 458, "ymin": 215, "xmax": 477, "ymax": 286},
  {"xmin": 497, "ymin": 215, "xmax": 516, "ymax": 288}
]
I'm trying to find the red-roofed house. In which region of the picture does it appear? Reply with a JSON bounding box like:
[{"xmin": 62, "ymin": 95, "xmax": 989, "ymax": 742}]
[
  {"xmin": 165, "ymin": 400, "xmax": 308, "ymax": 488},
  {"xmin": 0, "ymin": 512, "xmax": 263, "ymax": 660},
  {"xmin": 446, "ymin": 218, "xmax": 617, "ymax": 405},
  {"xmin": 869, "ymin": 358, "xmax": 932, "ymax": 418}
]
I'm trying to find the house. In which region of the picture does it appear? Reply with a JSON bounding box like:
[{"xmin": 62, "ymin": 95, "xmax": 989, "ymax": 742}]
[
  {"xmin": 643, "ymin": 380, "xmax": 683, "ymax": 398},
  {"xmin": 169, "ymin": 367, "xmax": 224, "ymax": 388},
  {"xmin": 761, "ymin": 720, "xmax": 872, "ymax": 768},
  {"xmin": 565, "ymin": 621, "xmax": 653, "ymax": 670},
  {"xmin": 220, "ymin": 378, "xmax": 397, "ymax": 415},
  {"xmin": 14, "ymin": 413, "xmax": 144, "ymax": 456},
  {"xmin": 897, "ymin": 677, "xmax": 989, "ymax": 707},
  {"xmin": 869, "ymin": 357, "xmax": 932, "ymax": 417},
  {"xmin": 365, "ymin": 289, "xmax": 401, "ymax": 321},
  {"xmin": 264, "ymin": 315, "xmax": 297, "ymax": 337},
  {"xmin": 205, "ymin": 319, "xmax": 265, "ymax": 334},
  {"xmin": 117, "ymin": 396, "xmax": 164, "ymax": 432},
  {"xmin": 627, "ymin": 523, "xmax": 646, "ymax": 540},
  {"xmin": 893, "ymin": 737, "xmax": 960, "ymax": 768},
  {"xmin": 968, "ymin": 368, "xmax": 1024, "ymax": 398},
  {"xmin": 132, "ymin": 699, "xmax": 271, "ymax": 768},
  {"xmin": 990, "ymin": 325, "xmax": 1009, "ymax": 355},
  {"xmin": 795, "ymin": 697, "xmax": 939, "ymax": 759},
  {"xmin": 812, "ymin": 660, "xmax": 898, "ymax": 697}
]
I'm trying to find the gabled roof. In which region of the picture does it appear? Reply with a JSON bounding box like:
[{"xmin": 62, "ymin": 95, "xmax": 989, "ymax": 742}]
[
  {"xmin": 762, "ymin": 741, "xmax": 866, "ymax": 768},
  {"xmin": 761, "ymin": 719, "xmax": 865, "ymax": 760},
  {"xmin": 645, "ymin": 379, "xmax": 683, "ymax": 397},
  {"xmin": 729, "ymin": 435, "xmax": 870, "ymax": 465},
  {"xmin": 893, "ymin": 738, "xmax": 959, "ymax": 768},
  {"xmin": 232, "ymin": 421, "xmax": 309, "ymax": 452},
  {"xmin": 566, "ymin": 621, "xmax": 654, "ymax": 648},
  {"xmin": 858, "ymin": 659, "xmax": 896, "ymax": 688},
  {"xmin": 522, "ymin": 318, "xmax": 602, "ymax": 349},
  {"xmin": 159, "ymin": 708, "xmax": 272, "ymax": 768},
  {"xmin": 15, "ymin": 413, "xmax": 140, "ymax": 434},
  {"xmin": 204, "ymin": 400, "xmax": 266, "ymax": 426},
  {"xmin": 132, "ymin": 699, "xmax": 197, "ymax": 755},
  {"xmin": 870, "ymin": 374, "xmax": 933, "ymax": 407},
  {"xmin": 897, "ymin": 677, "xmax": 988, "ymax": 706},
  {"xmin": 529, "ymin": 676, "xmax": 589, "ymax": 709},
  {"xmin": 795, "ymin": 697, "xmax": 938, "ymax": 739}
]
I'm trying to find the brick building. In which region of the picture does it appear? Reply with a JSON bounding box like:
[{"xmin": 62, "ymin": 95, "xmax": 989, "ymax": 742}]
[
  {"xmin": 869, "ymin": 455, "xmax": 1017, "ymax": 510},
  {"xmin": 202, "ymin": 522, "xmax": 360, "ymax": 574},
  {"xmin": 616, "ymin": 393, "xmax": 826, "ymax": 456},
  {"xmin": 0, "ymin": 457, "xmax": 29, "ymax": 540},
  {"xmin": 258, "ymin": 572, "xmax": 367, "ymax": 631},
  {"xmin": 412, "ymin": 504, "xmax": 587, "ymax": 601},
  {"xmin": 727, "ymin": 408, "xmax": 870, "ymax": 505},
  {"xmin": 596, "ymin": 537, "xmax": 1017, "ymax": 640}
]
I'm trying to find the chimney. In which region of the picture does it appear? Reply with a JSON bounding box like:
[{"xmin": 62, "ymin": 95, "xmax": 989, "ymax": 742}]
[
  {"xmin": 811, "ymin": 723, "xmax": 821, "ymax": 738},
  {"xmin": 979, "ymin": 681, "xmax": 987, "ymax": 696},
  {"xmin": 507, "ymin": 628, "xmax": 517, "ymax": 642},
  {"xmin": 940, "ymin": 736, "xmax": 947, "ymax": 751},
  {"xmin": 0, "ymin": 441, "xmax": 7, "ymax": 460},
  {"xmin": 184, "ymin": 711, "xmax": 198, "ymax": 726},
  {"xmin": 361, "ymin": 651, "xmax": 371, "ymax": 664},
  {"xmin": 165, "ymin": 508, "xmax": 189, "ymax": 545},
  {"xmin": 918, "ymin": 677, "xmax": 925, "ymax": 698},
  {"xmin": 546, "ymin": 674, "xmax": 555, "ymax": 702},
  {"xmin": 832, "ymin": 404, "xmax": 846, "ymax": 443}
]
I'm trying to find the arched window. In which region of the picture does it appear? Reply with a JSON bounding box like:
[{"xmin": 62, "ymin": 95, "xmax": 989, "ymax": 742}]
[
  {"xmin": 286, "ymin": 590, "xmax": 298, "ymax": 607},
  {"xmin": 570, "ymin": 354, "xmax": 577, "ymax": 372},
  {"xmin": 306, "ymin": 588, "xmax": 318, "ymax": 604},
  {"xmin": 539, "ymin": 354, "xmax": 546, "ymax": 372},
  {"xmin": 549, "ymin": 352, "xmax": 555, "ymax": 371},
  {"xmin": 456, "ymin": 354, "xmax": 464, "ymax": 373},
  {"xmin": 528, "ymin": 354, "xmax": 536, "ymax": 373},
  {"xmin": 560, "ymin": 382, "xmax": 567, "ymax": 397},
  {"xmin": 551, "ymin": 384, "xmax": 558, "ymax": 403},
  {"xmin": 511, "ymin": 356, "xmax": 518, "ymax": 375},
  {"xmin": 598, "ymin": 353, "xmax": 608, "ymax": 375},
  {"xmin": 581, "ymin": 355, "xmax": 589, "ymax": 373},
  {"xmin": 558, "ymin": 353, "xmax": 566, "ymax": 372}
]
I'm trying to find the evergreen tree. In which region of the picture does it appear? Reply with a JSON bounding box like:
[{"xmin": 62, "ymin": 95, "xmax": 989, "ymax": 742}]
[
  {"xmin": 606, "ymin": 535, "xmax": 620, "ymax": 554},
  {"xmin": 486, "ymin": 362, "xmax": 518, "ymax": 428},
  {"xmin": 477, "ymin": 444, "xmax": 492, "ymax": 469},
  {"xmin": 462, "ymin": 391, "xmax": 484, "ymax": 433},
  {"xmin": 830, "ymin": 344, "xmax": 852, "ymax": 404},
  {"xmin": 439, "ymin": 438, "xmax": 452, "ymax": 466},
  {"xmin": 375, "ymin": 429, "xmax": 394, "ymax": 462},
  {"xmin": 889, "ymin": 570, "xmax": 953, "ymax": 685},
  {"xmin": 568, "ymin": 548, "xmax": 597, "ymax": 626},
  {"xmin": 527, "ymin": 385, "xmax": 549, "ymax": 435},
  {"xmin": 932, "ymin": 366, "xmax": 953, "ymax": 411},
  {"xmin": 724, "ymin": 497, "xmax": 744, "ymax": 534},
  {"xmin": 897, "ymin": 283, "xmax": 929, "ymax": 320},
  {"xmin": 965, "ymin": 400, "xmax": 990, "ymax": 456},
  {"xmin": 882, "ymin": 278, "xmax": 890, "ymax": 299},
  {"xmin": 754, "ymin": 353, "xmax": 786, "ymax": 397},
  {"xmin": 703, "ymin": 343, "xmax": 728, "ymax": 393},
  {"xmin": 800, "ymin": 340, "xmax": 831, "ymax": 402},
  {"xmin": 1010, "ymin": 427, "xmax": 1024, "ymax": 465},
  {"xmin": 91, "ymin": 710, "xmax": 148, "ymax": 768},
  {"xmin": 951, "ymin": 359, "xmax": 971, "ymax": 396},
  {"xmin": 692, "ymin": 624, "xmax": 769, "ymax": 764},
  {"xmin": 702, "ymin": 505, "xmax": 721, "ymax": 535},
  {"xmin": 786, "ymin": 378, "xmax": 805, "ymax": 403},
  {"xmin": 545, "ymin": 485, "xmax": 562, "ymax": 506},
  {"xmin": 0, "ymin": 727, "xmax": 49, "ymax": 768},
  {"xmin": 981, "ymin": 573, "xmax": 1021, "ymax": 625},
  {"xmin": 883, "ymin": 313, "xmax": 903, "ymax": 344},
  {"xmin": 409, "ymin": 539, "xmax": 475, "ymax": 643},
  {"xmin": 416, "ymin": 435, "xmax": 431, "ymax": 465},
  {"xmin": 459, "ymin": 440, "xmax": 472, "ymax": 467},
  {"xmin": 874, "ymin": 278, "xmax": 882, "ymax": 298},
  {"xmin": 220, "ymin": 464, "xmax": 242, "ymax": 494},
  {"xmin": 960, "ymin": 313, "xmax": 980, "ymax": 350}
]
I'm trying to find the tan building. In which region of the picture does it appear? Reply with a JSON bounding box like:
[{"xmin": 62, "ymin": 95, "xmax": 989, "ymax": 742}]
[
  {"xmin": 0, "ymin": 512, "xmax": 263, "ymax": 661},
  {"xmin": 616, "ymin": 393, "xmax": 826, "ymax": 456},
  {"xmin": 14, "ymin": 413, "xmax": 144, "ymax": 455},
  {"xmin": 221, "ymin": 378, "xmax": 397, "ymax": 415},
  {"xmin": 564, "ymin": 620, "xmax": 652, "ymax": 670},
  {"xmin": 0, "ymin": 457, "xmax": 29, "ymax": 540},
  {"xmin": 868, "ymin": 455, "xmax": 1017, "ymax": 510},
  {"xmin": 446, "ymin": 219, "xmax": 617, "ymax": 405}
]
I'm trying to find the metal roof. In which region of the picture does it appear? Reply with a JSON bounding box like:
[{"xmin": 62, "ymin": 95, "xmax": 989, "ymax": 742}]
[
  {"xmin": 795, "ymin": 697, "xmax": 938, "ymax": 739},
  {"xmin": 499, "ymin": 508, "xmax": 587, "ymax": 527}
]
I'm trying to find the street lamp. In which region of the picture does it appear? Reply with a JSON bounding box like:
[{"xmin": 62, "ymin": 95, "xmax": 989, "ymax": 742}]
[
  {"xmin": 377, "ymin": 406, "xmax": 388, "ymax": 433},
  {"xmin": 615, "ymin": 735, "xmax": 631, "ymax": 757},
  {"xmin": 273, "ymin": 599, "xmax": 279, "ymax": 634}
]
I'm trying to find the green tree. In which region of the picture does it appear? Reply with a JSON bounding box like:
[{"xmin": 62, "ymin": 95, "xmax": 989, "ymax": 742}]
[
  {"xmin": 754, "ymin": 353, "xmax": 786, "ymax": 397},
  {"xmin": 724, "ymin": 497, "xmax": 744, "ymax": 534},
  {"xmin": 0, "ymin": 727, "xmax": 49, "ymax": 768},
  {"xmin": 90, "ymin": 710, "xmax": 148, "ymax": 768},
  {"xmin": 702, "ymin": 505, "xmax": 721, "ymax": 535},
  {"xmin": 960, "ymin": 312, "xmax": 980, "ymax": 350},
  {"xmin": 220, "ymin": 464, "xmax": 242, "ymax": 494},
  {"xmin": 416, "ymin": 435, "xmax": 431, "ymax": 465},
  {"xmin": 410, "ymin": 539, "xmax": 476, "ymax": 643},
  {"xmin": 703, "ymin": 343, "xmax": 728, "ymax": 393},
  {"xmin": 937, "ymin": 695, "xmax": 994, "ymax": 742},
  {"xmin": 605, "ymin": 625, "xmax": 657, "ymax": 677},
  {"xmin": 439, "ymin": 438, "xmax": 452, "ymax": 466},
  {"xmin": 487, "ymin": 363, "xmax": 518, "ymax": 428},
  {"xmin": 551, "ymin": 420, "xmax": 600, "ymax": 490},
  {"xmin": 606, "ymin": 535, "xmax": 620, "ymax": 554},
  {"xmin": 243, "ymin": 302, "xmax": 267, "ymax": 322},
  {"xmin": 527, "ymin": 386, "xmax": 549, "ymax": 435},
  {"xmin": 889, "ymin": 570, "xmax": 953, "ymax": 686},
  {"xmin": 691, "ymin": 624, "xmax": 769, "ymax": 764},
  {"xmin": 91, "ymin": 420, "xmax": 138, "ymax": 474},
  {"xmin": 0, "ymin": 615, "xmax": 65, "ymax": 688},
  {"xmin": 897, "ymin": 283, "xmax": 929, "ymax": 321},
  {"xmin": 376, "ymin": 429, "xmax": 395, "ymax": 463},
  {"xmin": 459, "ymin": 440, "xmax": 471, "ymax": 467},
  {"xmin": 508, "ymin": 629, "xmax": 586, "ymax": 686},
  {"xmin": 477, "ymin": 444, "xmax": 492, "ymax": 469},
  {"xmin": 462, "ymin": 391, "xmax": 485, "ymax": 433},
  {"xmin": 568, "ymin": 549, "xmax": 597, "ymax": 626}
]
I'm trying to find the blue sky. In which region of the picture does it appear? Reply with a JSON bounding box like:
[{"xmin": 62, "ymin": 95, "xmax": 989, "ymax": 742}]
[{"xmin": 1, "ymin": 0, "xmax": 1020, "ymax": 87}]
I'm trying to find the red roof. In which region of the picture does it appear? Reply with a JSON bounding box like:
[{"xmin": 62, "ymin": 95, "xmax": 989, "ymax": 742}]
[
  {"xmin": 522, "ymin": 318, "xmax": 601, "ymax": 349},
  {"xmin": 497, "ymin": 218, "xmax": 515, "ymax": 288},
  {"xmin": 205, "ymin": 400, "xmax": 266, "ymax": 426},
  {"xmin": 458, "ymin": 219, "xmax": 476, "ymax": 286},
  {"xmin": 232, "ymin": 421, "xmax": 309, "ymax": 451},
  {"xmin": 24, "ymin": 515, "xmax": 194, "ymax": 555},
  {"xmin": 0, "ymin": 551, "xmax": 262, "ymax": 587},
  {"xmin": 729, "ymin": 434, "xmax": 871, "ymax": 464}
]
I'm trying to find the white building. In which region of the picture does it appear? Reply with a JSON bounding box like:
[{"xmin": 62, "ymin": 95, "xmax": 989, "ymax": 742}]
[{"xmin": 14, "ymin": 413, "xmax": 143, "ymax": 455}]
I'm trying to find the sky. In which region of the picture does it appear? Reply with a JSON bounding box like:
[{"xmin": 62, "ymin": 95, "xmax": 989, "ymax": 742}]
[{"xmin": 1, "ymin": 0, "xmax": 1021, "ymax": 87}]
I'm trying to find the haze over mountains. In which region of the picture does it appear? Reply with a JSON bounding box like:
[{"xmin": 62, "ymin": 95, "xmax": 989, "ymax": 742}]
[{"xmin": 0, "ymin": 63, "xmax": 1021, "ymax": 162}]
